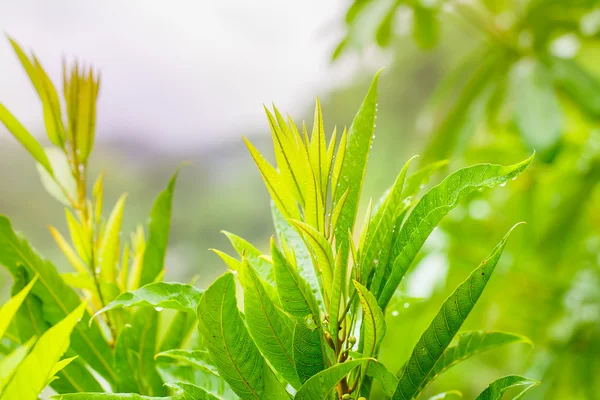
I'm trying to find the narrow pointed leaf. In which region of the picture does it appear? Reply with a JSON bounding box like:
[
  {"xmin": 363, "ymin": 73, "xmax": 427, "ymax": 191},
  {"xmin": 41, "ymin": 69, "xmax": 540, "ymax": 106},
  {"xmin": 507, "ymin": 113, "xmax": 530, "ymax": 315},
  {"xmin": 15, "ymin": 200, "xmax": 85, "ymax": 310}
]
[
  {"xmin": 0, "ymin": 337, "xmax": 36, "ymax": 391},
  {"xmin": 295, "ymin": 358, "xmax": 366, "ymax": 400},
  {"xmin": 1, "ymin": 302, "xmax": 86, "ymax": 400},
  {"xmin": 332, "ymin": 71, "xmax": 381, "ymax": 266},
  {"xmin": 0, "ymin": 104, "xmax": 53, "ymax": 175},
  {"xmin": 139, "ymin": 171, "xmax": 178, "ymax": 287},
  {"xmin": 328, "ymin": 246, "xmax": 345, "ymax": 337},
  {"xmin": 95, "ymin": 282, "xmax": 203, "ymax": 316},
  {"xmin": 379, "ymin": 154, "xmax": 534, "ymax": 309},
  {"xmin": 354, "ymin": 281, "xmax": 385, "ymax": 359},
  {"xmin": 221, "ymin": 231, "xmax": 273, "ymax": 284},
  {"xmin": 475, "ymin": 375, "xmax": 539, "ymax": 400},
  {"xmin": 429, "ymin": 390, "xmax": 463, "ymax": 399},
  {"xmin": 330, "ymin": 127, "xmax": 347, "ymax": 202},
  {"xmin": 241, "ymin": 260, "xmax": 301, "ymax": 388},
  {"xmin": 99, "ymin": 194, "xmax": 127, "ymax": 283},
  {"xmin": 0, "ymin": 276, "xmax": 37, "ymax": 339},
  {"xmin": 391, "ymin": 226, "xmax": 521, "ymax": 400}
]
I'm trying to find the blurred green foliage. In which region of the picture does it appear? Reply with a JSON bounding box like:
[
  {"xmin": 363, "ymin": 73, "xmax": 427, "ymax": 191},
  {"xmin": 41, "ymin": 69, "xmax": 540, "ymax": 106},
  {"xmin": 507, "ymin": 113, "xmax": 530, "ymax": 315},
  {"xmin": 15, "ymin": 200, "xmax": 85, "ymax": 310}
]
[{"xmin": 335, "ymin": 0, "xmax": 600, "ymax": 398}]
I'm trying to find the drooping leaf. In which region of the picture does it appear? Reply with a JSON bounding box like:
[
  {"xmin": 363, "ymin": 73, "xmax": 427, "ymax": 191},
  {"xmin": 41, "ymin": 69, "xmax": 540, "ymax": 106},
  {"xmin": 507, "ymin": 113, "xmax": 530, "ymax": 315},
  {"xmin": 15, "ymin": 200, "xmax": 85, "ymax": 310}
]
[
  {"xmin": 428, "ymin": 390, "xmax": 463, "ymax": 400},
  {"xmin": 0, "ymin": 276, "xmax": 37, "ymax": 339},
  {"xmin": 413, "ymin": 5, "xmax": 439, "ymax": 49},
  {"xmin": 271, "ymin": 239, "xmax": 320, "ymax": 319},
  {"xmin": 475, "ymin": 375, "xmax": 539, "ymax": 400},
  {"xmin": 293, "ymin": 318, "xmax": 325, "ymax": 384},
  {"xmin": 378, "ymin": 155, "xmax": 534, "ymax": 309},
  {"xmin": 95, "ymin": 282, "xmax": 203, "ymax": 317},
  {"xmin": 99, "ymin": 194, "xmax": 127, "ymax": 283},
  {"xmin": 0, "ymin": 104, "xmax": 53, "ymax": 175},
  {"xmin": 353, "ymin": 281, "xmax": 385, "ymax": 361},
  {"xmin": 366, "ymin": 360, "xmax": 398, "ymax": 397},
  {"xmin": 0, "ymin": 302, "xmax": 86, "ymax": 400},
  {"xmin": 421, "ymin": 331, "xmax": 532, "ymax": 391},
  {"xmin": 294, "ymin": 358, "xmax": 366, "ymax": 400},
  {"xmin": 139, "ymin": 171, "xmax": 178, "ymax": 287},
  {"xmin": 0, "ymin": 216, "xmax": 116, "ymax": 385},
  {"xmin": 332, "ymin": 71, "xmax": 381, "ymax": 266},
  {"xmin": 114, "ymin": 309, "xmax": 165, "ymax": 395},
  {"xmin": 509, "ymin": 58, "xmax": 562, "ymax": 157},
  {"xmin": 197, "ymin": 272, "xmax": 288, "ymax": 399},
  {"xmin": 241, "ymin": 260, "xmax": 301, "ymax": 388},
  {"xmin": 391, "ymin": 226, "xmax": 521, "ymax": 400}
]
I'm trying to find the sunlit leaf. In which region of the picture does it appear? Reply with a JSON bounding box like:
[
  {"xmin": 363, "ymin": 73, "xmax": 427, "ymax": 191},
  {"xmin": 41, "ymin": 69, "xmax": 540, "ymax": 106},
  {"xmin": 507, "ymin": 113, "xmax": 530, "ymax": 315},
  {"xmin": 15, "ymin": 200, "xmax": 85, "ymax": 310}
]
[
  {"xmin": 0, "ymin": 337, "xmax": 36, "ymax": 391},
  {"xmin": 0, "ymin": 276, "xmax": 37, "ymax": 339},
  {"xmin": 294, "ymin": 358, "xmax": 366, "ymax": 400},
  {"xmin": 366, "ymin": 360, "xmax": 397, "ymax": 397},
  {"xmin": 391, "ymin": 225, "xmax": 521, "ymax": 400},
  {"xmin": 293, "ymin": 317, "xmax": 325, "ymax": 384},
  {"xmin": 99, "ymin": 194, "xmax": 127, "ymax": 283},
  {"xmin": 221, "ymin": 230, "xmax": 273, "ymax": 284},
  {"xmin": 475, "ymin": 375, "xmax": 539, "ymax": 400}
]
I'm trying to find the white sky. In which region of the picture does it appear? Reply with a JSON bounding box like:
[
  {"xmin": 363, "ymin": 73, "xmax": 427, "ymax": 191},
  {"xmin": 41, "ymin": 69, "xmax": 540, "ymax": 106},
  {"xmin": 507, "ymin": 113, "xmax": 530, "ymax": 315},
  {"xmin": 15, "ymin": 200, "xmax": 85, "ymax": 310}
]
[{"xmin": 0, "ymin": 0, "xmax": 358, "ymax": 150}]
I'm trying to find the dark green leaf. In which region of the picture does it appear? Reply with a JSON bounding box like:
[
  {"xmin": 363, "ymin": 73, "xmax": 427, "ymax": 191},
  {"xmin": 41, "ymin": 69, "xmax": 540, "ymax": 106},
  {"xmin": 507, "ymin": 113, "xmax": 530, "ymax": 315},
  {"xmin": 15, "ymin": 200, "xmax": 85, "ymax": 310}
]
[{"xmin": 475, "ymin": 375, "xmax": 539, "ymax": 400}]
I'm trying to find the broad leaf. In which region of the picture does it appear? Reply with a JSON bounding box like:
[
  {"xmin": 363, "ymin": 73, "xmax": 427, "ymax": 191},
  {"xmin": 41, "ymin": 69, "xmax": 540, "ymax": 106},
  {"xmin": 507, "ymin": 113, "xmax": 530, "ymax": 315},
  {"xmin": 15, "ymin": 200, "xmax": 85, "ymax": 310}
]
[
  {"xmin": 197, "ymin": 272, "xmax": 288, "ymax": 399},
  {"xmin": 1, "ymin": 302, "xmax": 86, "ymax": 400},
  {"xmin": 366, "ymin": 360, "xmax": 398, "ymax": 397},
  {"xmin": 166, "ymin": 381, "xmax": 220, "ymax": 400},
  {"xmin": 475, "ymin": 375, "xmax": 539, "ymax": 400},
  {"xmin": 155, "ymin": 349, "xmax": 218, "ymax": 376},
  {"xmin": 391, "ymin": 226, "xmax": 521, "ymax": 400},
  {"xmin": 421, "ymin": 331, "xmax": 532, "ymax": 391},
  {"xmin": 293, "ymin": 319, "xmax": 325, "ymax": 384},
  {"xmin": 241, "ymin": 260, "xmax": 301, "ymax": 388},
  {"xmin": 139, "ymin": 171, "xmax": 178, "ymax": 287},
  {"xmin": 294, "ymin": 358, "xmax": 366, "ymax": 400},
  {"xmin": 378, "ymin": 154, "xmax": 534, "ymax": 309},
  {"xmin": 95, "ymin": 282, "xmax": 202, "ymax": 316},
  {"xmin": 0, "ymin": 216, "xmax": 116, "ymax": 385},
  {"xmin": 222, "ymin": 230, "xmax": 273, "ymax": 284},
  {"xmin": 354, "ymin": 281, "xmax": 385, "ymax": 360},
  {"xmin": 332, "ymin": 71, "xmax": 381, "ymax": 266}
]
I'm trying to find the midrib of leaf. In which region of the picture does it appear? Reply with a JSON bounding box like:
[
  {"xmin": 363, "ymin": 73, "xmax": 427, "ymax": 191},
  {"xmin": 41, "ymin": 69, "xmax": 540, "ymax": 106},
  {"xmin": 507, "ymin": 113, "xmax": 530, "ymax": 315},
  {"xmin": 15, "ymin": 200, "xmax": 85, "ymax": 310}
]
[
  {"xmin": 219, "ymin": 279, "xmax": 261, "ymax": 400},
  {"xmin": 249, "ymin": 277, "xmax": 294, "ymax": 367},
  {"xmin": 269, "ymin": 116, "xmax": 305, "ymax": 206},
  {"xmin": 2, "ymin": 234, "xmax": 117, "ymax": 382}
]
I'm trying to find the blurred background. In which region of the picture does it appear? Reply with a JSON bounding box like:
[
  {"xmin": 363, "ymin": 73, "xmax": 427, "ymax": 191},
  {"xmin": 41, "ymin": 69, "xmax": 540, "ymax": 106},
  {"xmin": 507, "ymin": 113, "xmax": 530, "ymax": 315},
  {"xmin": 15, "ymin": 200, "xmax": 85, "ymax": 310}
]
[{"xmin": 1, "ymin": 0, "xmax": 599, "ymax": 399}]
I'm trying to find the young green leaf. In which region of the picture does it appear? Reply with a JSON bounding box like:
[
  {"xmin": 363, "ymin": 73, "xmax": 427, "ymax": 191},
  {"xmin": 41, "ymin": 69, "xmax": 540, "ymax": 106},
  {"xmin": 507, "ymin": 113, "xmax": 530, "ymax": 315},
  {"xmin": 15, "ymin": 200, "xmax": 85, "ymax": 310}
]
[
  {"xmin": 241, "ymin": 260, "xmax": 301, "ymax": 388},
  {"xmin": 155, "ymin": 349, "xmax": 218, "ymax": 376},
  {"xmin": 197, "ymin": 272, "xmax": 286, "ymax": 399},
  {"xmin": 98, "ymin": 194, "xmax": 127, "ymax": 283},
  {"xmin": 221, "ymin": 231, "xmax": 274, "ymax": 284},
  {"xmin": 158, "ymin": 311, "xmax": 197, "ymax": 352},
  {"xmin": 353, "ymin": 281, "xmax": 386, "ymax": 359},
  {"xmin": 139, "ymin": 171, "xmax": 178, "ymax": 287},
  {"xmin": 293, "ymin": 318, "xmax": 325, "ymax": 384},
  {"xmin": 0, "ymin": 104, "xmax": 53, "ymax": 175},
  {"xmin": 0, "ymin": 302, "xmax": 86, "ymax": 400},
  {"xmin": 271, "ymin": 239, "xmax": 320, "ymax": 319},
  {"xmin": 0, "ymin": 216, "xmax": 116, "ymax": 385},
  {"xmin": 294, "ymin": 358, "xmax": 366, "ymax": 400},
  {"xmin": 391, "ymin": 225, "xmax": 521, "ymax": 400},
  {"xmin": 0, "ymin": 276, "xmax": 37, "ymax": 339},
  {"xmin": 378, "ymin": 154, "xmax": 534, "ymax": 309},
  {"xmin": 94, "ymin": 282, "xmax": 203, "ymax": 316},
  {"xmin": 421, "ymin": 331, "xmax": 532, "ymax": 392},
  {"xmin": 332, "ymin": 71, "xmax": 381, "ymax": 265},
  {"xmin": 428, "ymin": 390, "xmax": 463, "ymax": 400},
  {"xmin": 166, "ymin": 381, "xmax": 220, "ymax": 400},
  {"xmin": 34, "ymin": 58, "xmax": 66, "ymax": 147},
  {"xmin": 328, "ymin": 245, "xmax": 346, "ymax": 338},
  {"xmin": 366, "ymin": 360, "xmax": 398, "ymax": 397},
  {"xmin": 0, "ymin": 337, "xmax": 36, "ymax": 391},
  {"xmin": 36, "ymin": 147, "xmax": 78, "ymax": 206},
  {"xmin": 475, "ymin": 375, "xmax": 539, "ymax": 400}
]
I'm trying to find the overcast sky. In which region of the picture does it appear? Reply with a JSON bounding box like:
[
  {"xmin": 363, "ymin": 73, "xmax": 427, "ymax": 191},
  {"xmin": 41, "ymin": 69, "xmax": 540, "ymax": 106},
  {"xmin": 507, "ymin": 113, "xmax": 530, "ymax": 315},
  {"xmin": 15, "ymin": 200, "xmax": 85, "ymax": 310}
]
[{"xmin": 0, "ymin": 0, "xmax": 360, "ymax": 151}]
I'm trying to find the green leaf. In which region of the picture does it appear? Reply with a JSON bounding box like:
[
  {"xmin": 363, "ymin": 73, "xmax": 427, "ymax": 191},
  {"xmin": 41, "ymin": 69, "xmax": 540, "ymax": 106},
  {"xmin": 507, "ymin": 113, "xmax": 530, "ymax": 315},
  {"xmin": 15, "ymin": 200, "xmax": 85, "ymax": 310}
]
[
  {"xmin": 353, "ymin": 281, "xmax": 385, "ymax": 360},
  {"xmin": 1, "ymin": 302, "xmax": 86, "ymax": 400},
  {"xmin": 332, "ymin": 71, "xmax": 381, "ymax": 266},
  {"xmin": 391, "ymin": 226, "xmax": 521, "ymax": 400},
  {"xmin": 294, "ymin": 358, "xmax": 365, "ymax": 400},
  {"xmin": 402, "ymin": 160, "xmax": 448, "ymax": 201},
  {"xmin": 421, "ymin": 331, "xmax": 532, "ymax": 391},
  {"xmin": 293, "ymin": 318, "xmax": 325, "ymax": 384},
  {"xmin": 34, "ymin": 58, "xmax": 66, "ymax": 147},
  {"xmin": 241, "ymin": 260, "xmax": 301, "ymax": 388},
  {"xmin": 475, "ymin": 375, "xmax": 539, "ymax": 400},
  {"xmin": 413, "ymin": 5, "xmax": 439, "ymax": 49},
  {"xmin": 95, "ymin": 282, "xmax": 203, "ymax": 316},
  {"xmin": 364, "ymin": 156, "xmax": 415, "ymax": 289},
  {"xmin": 36, "ymin": 148, "xmax": 78, "ymax": 206},
  {"xmin": 99, "ymin": 194, "xmax": 127, "ymax": 283},
  {"xmin": 378, "ymin": 154, "xmax": 534, "ymax": 309},
  {"xmin": 0, "ymin": 103, "xmax": 53, "ymax": 175},
  {"xmin": 158, "ymin": 311, "xmax": 196, "ymax": 352},
  {"xmin": 0, "ymin": 276, "xmax": 37, "ymax": 339},
  {"xmin": 51, "ymin": 394, "xmax": 173, "ymax": 399},
  {"xmin": 428, "ymin": 390, "xmax": 463, "ymax": 400},
  {"xmin": 222, "ymin": 230, "xmax": 273, "ymax": 284},
  {"xmin": 197, "ymin": 272, "xmax": 287, "ymax": 399},
  {"xmin": 366, "ymin": 360, "xmax": 398, "ymax": 397},
  {"xmin": 114, "ymin": 308, "xmax": 165, "ymax": 395},
  {"xmin": 328, "ymin": 245, "xmax": 346, "ymax": 338},
  {"xmin": 139, "ymin": 171, "xmax": 178, "ymax": 287},
  {"xmin": 509, "ymin": 58, "xmax": 562, "ymax": 156},
  {"xmin": 155, "ymin": 349, "xmax": 218, "ymax": 376},
  {"xmin": 0, "ymin": 216, "xmax": 116, "ymax": 385},
  {"xmin": 166, "ymin": 381, "xmax": 220, "ymax": 400},
  {"xmin": 271, "ymin": 239, "xmax": 320, "ymax": 319},
  {"xmin": 0, "ymin": 337, "xmax": 36, "ymax": 391}
]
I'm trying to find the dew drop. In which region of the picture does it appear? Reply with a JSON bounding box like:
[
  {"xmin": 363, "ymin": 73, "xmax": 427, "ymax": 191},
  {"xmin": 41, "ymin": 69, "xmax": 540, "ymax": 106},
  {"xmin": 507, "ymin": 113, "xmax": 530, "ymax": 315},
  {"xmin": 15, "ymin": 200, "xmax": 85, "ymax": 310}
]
[
  {"xmin": 404, "ymin": 302, "xmax": 410, "ymax": 308},
  {"xmin": 391, "ymin": 310, "xmax": 399, "ymax": 317},
  {"xmin": 373, "ymin": 259, "xmax": 379, "ymax": 265},
  {"xmin": 512, "ymin": 176, "xmax": 518, "ymax": 181},
  {"xmin": 477, "ymin": 188, "xmax": 483, "ymax": 192},
  {"xmin": 125, "ymin": 323, "xmax": 132, "ymax": 328},
  {"xmin": 154, "ymin": 306, "xmax": 164, "ymax": 312},
  {"xmin": 94, "ymin": 267, "xmax": 100, "ymax": 274},
  {"xmin": 500, "ymin": 182, "xmax": 507, "ymax": 187}
]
